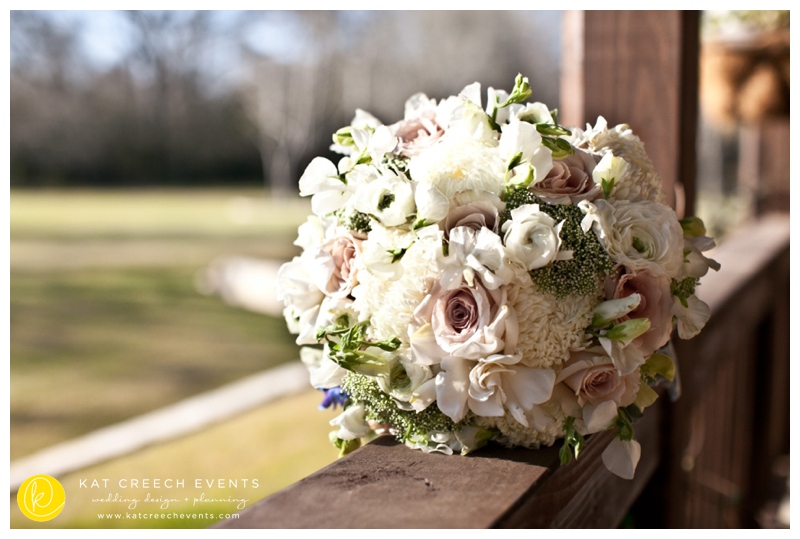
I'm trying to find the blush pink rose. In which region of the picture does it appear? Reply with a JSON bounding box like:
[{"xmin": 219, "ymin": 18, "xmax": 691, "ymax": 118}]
[
  {"xmin": 321, "ymin": 233, "xmax": 362, "ymax": 298},
  {"xmin": 605, "ymin": 268, "xmax": 673, "ymax": 357},
  {"xmin": 390, "ymin": 110, "xmax": 445, "ymax": 157},
  {"xmin": 531, "ymin": 148, "xmax": 601, "ymax": 203},
  {"xmin": 411, "ymin": 277, "xmax": 516, "ymax": 363},
  {"xmin": 441, "ymin": 192, "xmax": 503, "ymax": 241},
  {"xmin": 558, "ymin": 350, "xmax": 639, "ymax": 408}
]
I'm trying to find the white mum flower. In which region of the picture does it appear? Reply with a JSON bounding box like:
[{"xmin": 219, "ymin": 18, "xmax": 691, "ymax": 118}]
[{"xmin": 409, "ymin": 135, "xmax": 505, "ymax": 200}]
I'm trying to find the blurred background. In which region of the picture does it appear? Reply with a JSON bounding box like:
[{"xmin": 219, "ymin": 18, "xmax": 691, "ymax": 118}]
[{"xmin": 9, "ymin": 10, "xmax": 789, "ymax": 529}]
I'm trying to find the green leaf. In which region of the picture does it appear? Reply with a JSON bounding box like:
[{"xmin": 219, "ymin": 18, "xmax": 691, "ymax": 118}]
[
  {"xmin": 641, "ymin": 352, "xmax": 676, "ymax": 382},
  {"xmin": 542, "ymin": 136, "xmax": 574, "ymax": 158},
  {"xmin": 634, "ymin": 383, "xmax": 659, "ymax": 411},
  {"xmin": 507, "ymin": 151, "xmax": 524, "ymax": 171},
  {"xmin": 332, "ymin": 127, "xmax": 356, "ymax": 147},
  {"xmin": 387, "ymin": 247, "xmax": 407, "ymax": 263},
  {"xmin": 604, "ymin": 318, "xmax": 651, "ymax": 342},
  {"xmin": 535, "ymin": 123, "xmax": 572, "ymax": 137},
  {"xmin": 601, "ymin": 177, "xmax": 616, "ymax": 199},
  {"xmin": 560, "ymin": 416, "xmax": 586, "ymax": 465},
  {"xmin": 680, "ymin": 216, "xmax": 707, "ymax": 238}
]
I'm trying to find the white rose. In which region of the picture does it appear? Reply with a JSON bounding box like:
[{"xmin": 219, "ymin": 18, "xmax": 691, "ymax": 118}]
[
  {"xmin": 501, "ymin": 204, "xmax": 572, "ymax": 270},
  {"xmin": 434, "ymin": 353, "xmax": 555, "ymax": 424}
]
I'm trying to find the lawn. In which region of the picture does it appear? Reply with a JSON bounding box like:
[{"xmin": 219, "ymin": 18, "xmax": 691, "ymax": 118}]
[
  {"xmin": 10, "ymin": 389, "xmax": 341, "ymax": 529},
  {"xmin": 10, "ymin": 189, "xmax": 312, "ymax": 459}
]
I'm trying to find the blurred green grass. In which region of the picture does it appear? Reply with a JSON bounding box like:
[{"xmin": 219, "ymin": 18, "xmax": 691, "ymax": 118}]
[
  {"xmin": 10, "ymin": 389, "xmax": 341, "ymax": 529},
  {"xmin": 10, "ymin": 189, "xmax": 312, "ymax": 459}
]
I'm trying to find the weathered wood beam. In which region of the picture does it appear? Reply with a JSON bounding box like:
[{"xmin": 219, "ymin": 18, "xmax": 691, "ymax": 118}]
[{"xmin": 561, "ymin": 10, "xmax": 700, "ymax": 215}]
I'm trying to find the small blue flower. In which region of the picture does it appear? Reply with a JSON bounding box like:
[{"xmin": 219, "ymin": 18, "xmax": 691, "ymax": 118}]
[{"xmin": 318, "ymin": 387, "xmax": 348, "ymax": 410}]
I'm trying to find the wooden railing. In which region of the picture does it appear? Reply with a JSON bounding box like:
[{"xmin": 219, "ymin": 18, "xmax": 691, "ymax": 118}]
[{"xmin": 217, "ymin": 215, "xmax": 789, "ymax": 529}]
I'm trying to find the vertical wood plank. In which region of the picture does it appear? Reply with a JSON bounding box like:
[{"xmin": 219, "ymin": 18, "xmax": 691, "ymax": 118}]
[{"xmin": 560, "ymin": 10, "xmax": 700, "ymax": 214}]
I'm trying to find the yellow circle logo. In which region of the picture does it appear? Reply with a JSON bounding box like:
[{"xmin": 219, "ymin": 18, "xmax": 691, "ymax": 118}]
[{"xmin": 17, "ymin": 474, "xmax": 66, "ymax": 522}]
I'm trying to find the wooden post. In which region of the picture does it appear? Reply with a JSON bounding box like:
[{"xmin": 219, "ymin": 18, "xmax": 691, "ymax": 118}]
[{"xmin": 560, "ymin": 11, "xmax": 700, "ymax": 215}]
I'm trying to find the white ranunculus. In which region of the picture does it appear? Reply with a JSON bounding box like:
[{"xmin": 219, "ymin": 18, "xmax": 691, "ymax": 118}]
[
  {"xmin": 501, "ymin": 204, "xmax": 572, "ymax": 270},
  {"xmin": 582, "ymin": 199, "xmax": 684, "ymax": 278},
  {"xmin": 300, "ymin": 346, "xmax": 347, "ymax": 389},
  {"xmin": 351, "ymin": 168, "xmax": 414, "ymax": 227},
  {"xmin": 330, "ymin": 404, "xmax": 371, "ymax": 440},
  {"xmin": 672, "ymin": 294, "xmax": 711, "ymax": 339},
  {"xmin": 438, "ymin": 226, "xmax": 514, "ymax": 290}
]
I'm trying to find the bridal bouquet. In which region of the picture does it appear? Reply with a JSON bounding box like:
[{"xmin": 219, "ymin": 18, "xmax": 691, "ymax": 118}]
[{"xmin": 276, "ymin": 75, "xmax": 719, "ymax": 479}]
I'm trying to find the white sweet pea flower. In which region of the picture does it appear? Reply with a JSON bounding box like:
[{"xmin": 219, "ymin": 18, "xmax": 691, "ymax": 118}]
[
  {"xmin": 300, "ymin": 346, "xmax": 347, "ymax": 389},
  {"xmin": 501, "ymin": 204, "xmax": 572, "ymax": 270},
  {"xmin": 486, "ymin": 86, "xmax": 511, "ymax": 124},
  {"xmin": 597, "ymin": 318, "xmax": 651, "ymax": 375},
  {"xmin": 352, "ymin": 169, "xmax": 414, "ymax": 227},
  {"xmin": 330, "ymin": 404, "xmax": 371, "ymax": 440},
  {"xmin": 593, "ymin": 293, "xmax": 641, "ymax": 327},
  {"xmin": 299, "ymin": 157, "xmax": 353, "ymax": 216},
  {"xmin": 414, "ymin": 186, "xmax": 450, "ymax": 227},
  {"xmin": 598, "ymin": 337, "xmax": 647, "ymax": 376},
  {"xmin": 672, "ymin": 294, "xmax": 711, "ymax": 339},
  {"xmin": 358, "ymin": 222, "xmax": 417, "ymax": 281},
  {"xmin": 276, "ymin": 254, "xmax": 324, "ymax": 322},
  {"xmin": 439, "ymin": 226, "xmax": 514, "ymax": 290},
  {"xmin": 681, "ymin": 236, "xmax": 721, "ymax": 279},
  {"xmin": 514, "ymin": 102, "xmax": 553, "ymax": 124},
  {"xmin": 602, "ymin": 438, "xmax": 641, "ymax": 480},
  {"xmin": 592, "ymin": 152, "xmax": 630, "ymax": 196},
  {"xmin": 499, "ymin": 119, "xmax": 553, "ymax": 188},
  {"xmin": 294, "ymin": 215, "xmax": 335, "ymax": 251},
  {"xmin": 351, "ymin": 125, "xmax": 398, "ymax": 164}
]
